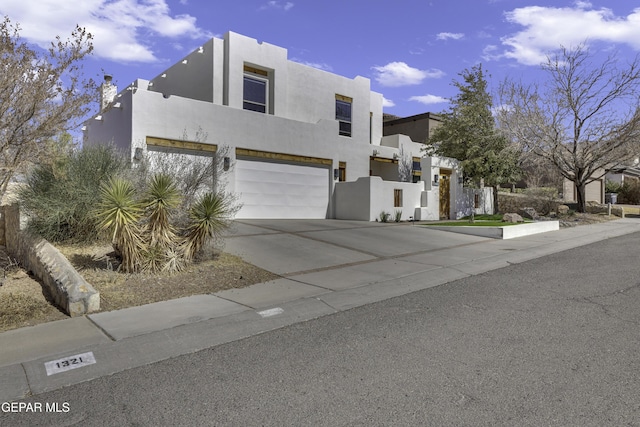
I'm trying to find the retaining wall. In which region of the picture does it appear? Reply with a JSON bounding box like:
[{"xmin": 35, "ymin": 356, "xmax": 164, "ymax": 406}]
[{"xmin": 1, "ymin": 204, "xmax": 100, "ymax": 317}]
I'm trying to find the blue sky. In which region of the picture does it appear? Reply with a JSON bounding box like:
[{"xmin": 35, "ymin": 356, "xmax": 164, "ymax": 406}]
[{"xmin": 2, "ymin": 1, "xmax": 640, "ymax": 119}]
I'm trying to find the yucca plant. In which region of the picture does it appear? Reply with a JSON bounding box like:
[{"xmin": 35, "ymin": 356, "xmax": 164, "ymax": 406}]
[
  {"xmin": 95, "ymin": 177, "xmax": 146, "ymax": 273},
  {"xmin": 145, "ymin": 173, "xmax": 181, "ymax": 246},
  {"xmin": 183, "ymin": 192, "xmax": 234, "ymax": 261},
  {"xmin": 142, "ymin": 174, "xmax": 183, "ymax": 272}
]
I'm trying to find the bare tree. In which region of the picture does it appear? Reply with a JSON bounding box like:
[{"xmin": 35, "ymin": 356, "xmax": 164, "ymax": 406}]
[
  {"xmin": 0, "ymin": 17, "xmax": 95, "ymax": 196},
  {"xmin": 397, "ymin": 145, "xmax": 413, "ymax": 183},
  {"xmin": 498, "ymin": 45, "xmax": 640, "ymax": 212}
]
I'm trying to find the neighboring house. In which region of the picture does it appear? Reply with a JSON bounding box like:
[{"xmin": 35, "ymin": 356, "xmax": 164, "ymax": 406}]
[
  {"xmin": 606, "ymin": 163, "xmax": 640, "ymax": 187},
  {"xmin": 84, "ymin": 31, "xmax": 482, "ymax": 221},
  {"xmin": 562, "ymin": 173, "xmax": 605, "ymax": 204},
  {"xmin": 382, "ymin": 112, "xmax": 442, "ymax": 144}
]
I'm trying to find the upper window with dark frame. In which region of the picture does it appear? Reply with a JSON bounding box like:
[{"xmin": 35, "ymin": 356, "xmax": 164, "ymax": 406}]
[
  {"xmin": 336, "ymin": 95, "xmax": 352, "ymax": 137},
  {"xmin": 243, "ymin": 66, "xmax": 269, "ymax": 113}
]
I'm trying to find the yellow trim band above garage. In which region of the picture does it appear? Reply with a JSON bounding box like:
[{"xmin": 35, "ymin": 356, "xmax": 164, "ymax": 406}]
[
  {"xmin": 146, "ymin": 136, "xmax": 217, "ymax": 153},
  {"xmin": 236, "ymin": 148, "xmax": 332, "ymax": 166},
  {"xmin": 370, "ymin": 156, "xmax": 398, "ymax": 164}
]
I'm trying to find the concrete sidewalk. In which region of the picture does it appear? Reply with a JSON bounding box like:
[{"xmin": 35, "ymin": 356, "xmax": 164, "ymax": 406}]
[{"xmin": 2, "ymin": 218, "xmax": 640, "ymax": 402}]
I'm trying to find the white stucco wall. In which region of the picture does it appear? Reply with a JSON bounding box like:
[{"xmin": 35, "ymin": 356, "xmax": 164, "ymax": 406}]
[
  {"xmin": 458, "ymin": 187, "xmax": 494, "ymax": 218},
  {"xmin": 334, "ymin": 178, "xmax": 371, "ymax": 221},
  {"xmin": 83, "ymin": 31, "xmax": 473, "ymax": 221},
  {"xmin": 335, "ymin": 177, "xmax": 426, "ymax": 221},
  {"xmin": 146, "ymin": 38, "xmax": 216, "ymax": 103}
]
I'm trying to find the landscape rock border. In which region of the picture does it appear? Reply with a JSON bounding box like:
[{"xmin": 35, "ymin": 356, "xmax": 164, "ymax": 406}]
[{"xmin": 2, "ymin": 204, "xmax": 99, "ymax": 317}]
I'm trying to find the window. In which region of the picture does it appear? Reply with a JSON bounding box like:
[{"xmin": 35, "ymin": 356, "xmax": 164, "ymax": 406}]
[
  {"xmin": 412, "ymin": 157, "xmax": 422, "ymax": 183},
  {"xmin": 394, "ymin": 189, "xmax": 403, "ymax": 207},
  {"xmin": 243, "ymin": 66, "xmax": 269, "ymax": 113},
  {"xmin": 336, "ymin": 95, "xmax": 352, "ymax": 137},
  {"xmin": 339, "ymin": 162, "xmax": 346, "ymax": 181}
]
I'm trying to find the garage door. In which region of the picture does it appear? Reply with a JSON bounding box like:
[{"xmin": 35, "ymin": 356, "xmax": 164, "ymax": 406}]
[
  {"xmin": 235, "ymin": 158, "xmax": 330, "ymax": 219},
  {"xmin": 585, "ymin": 179, "xmax": 603, "ymax": 203}
]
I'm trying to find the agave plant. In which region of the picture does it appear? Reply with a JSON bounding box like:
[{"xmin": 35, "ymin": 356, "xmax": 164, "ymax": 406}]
[
  {"xmin": 95, "ymin": 177, "xmax": 145, "ymax": 273},
  {"xmin": 183, "ymin": 192, "xmax": 234, "ymax": 261}
]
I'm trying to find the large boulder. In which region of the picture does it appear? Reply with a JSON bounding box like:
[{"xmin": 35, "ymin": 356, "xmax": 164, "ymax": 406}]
[
  {"xmin": 518, "ymin": 207, "xmax": 538, "ymax": 220},
  {"xmin": 502, "ymin": 213, "xmax": 524, "ymax": 223},
  {"xmin": 556, "ymin": 204, "xmax": 570, "ymax": 215}
]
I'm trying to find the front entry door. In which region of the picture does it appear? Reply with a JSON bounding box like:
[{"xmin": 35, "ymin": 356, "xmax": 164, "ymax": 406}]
[{"xmin": 439, "ymin": 171, "xmax": 451, "ymax": 219}]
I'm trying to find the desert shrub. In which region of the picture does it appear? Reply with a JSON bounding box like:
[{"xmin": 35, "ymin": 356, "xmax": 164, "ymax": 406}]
[
  {"xmin": 19, "ymin": 144, "xmax": 129, "ymax": 242},
  {"xmin": 618, "ymin": 179, "xmax": 640, "ymax": 204},
  {"xmin": 96, "ymin": 174, "xmax": 238, "ymax": 273},
  {"xmin": 394, "ymin": 209, "xmax": 402, "ymax": 222},
  {"xmin": 379, "ymin": 211, "xmax": 390, "ymax": 223}
]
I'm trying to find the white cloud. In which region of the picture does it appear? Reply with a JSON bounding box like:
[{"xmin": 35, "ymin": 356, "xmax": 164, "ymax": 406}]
[
  {"xmin": 436, "ymin": 32, "xmax": 464, "ymax": 41},
  {"xmin": 260, "ymin": 1, "xmax": 294, "ymax": 11},
  {"xmin": 409, "ymin": 94, "xmax": 448, "ymax": 105},
  {"xmin": 501, "ymin": 4, "xmax": 640, "ymax": 65},
  {"xmin": 382, "ymin": 97, "xmax": 395, "ymax": 108},
  {"xmin": 0, "ymin": 0, "xmax": 212, "ymax": 63},
  {"xmin": 372, "ymin": 62, "xmax": 444, "ymax": 87},
  {"xmin": 481, "ymin": 45, "xmax": 501, "ymax": 62}
]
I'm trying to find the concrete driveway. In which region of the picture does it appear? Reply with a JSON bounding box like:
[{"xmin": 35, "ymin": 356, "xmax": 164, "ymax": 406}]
[{"xmin": 223, "ymin": 219, "xmax": 489, "ymax": 276}]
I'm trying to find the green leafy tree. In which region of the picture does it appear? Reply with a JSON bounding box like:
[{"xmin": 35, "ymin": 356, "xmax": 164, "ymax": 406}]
[
  {"xmin": 0, "ymin": 17, "xmax": 95, "ymax": 195},
  {"xmin": 425, "ymin": 64, "xmax": 519, "ymax": 213}
]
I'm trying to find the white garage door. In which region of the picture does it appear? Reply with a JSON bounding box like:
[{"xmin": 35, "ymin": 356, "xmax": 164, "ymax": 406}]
[{"xmin": 235, "ymin": 159, "xmax": 330, "ymax": 219}]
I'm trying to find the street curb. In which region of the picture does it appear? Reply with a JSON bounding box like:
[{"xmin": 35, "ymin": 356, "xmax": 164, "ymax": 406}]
[{"xmin": 1, "ymin": 218, "xmax": 639, "ymax": 402}]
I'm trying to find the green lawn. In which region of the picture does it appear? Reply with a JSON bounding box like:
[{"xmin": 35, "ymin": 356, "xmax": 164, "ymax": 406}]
[{"xmin": 423, "ymin": 214, "xmax": 532, "ymax": 227}]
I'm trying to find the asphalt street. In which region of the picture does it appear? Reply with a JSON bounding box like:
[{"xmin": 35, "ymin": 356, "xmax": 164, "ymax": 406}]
[{"xmin": 2, "ymin": 231, "xmax": 640, "ymax": 426}]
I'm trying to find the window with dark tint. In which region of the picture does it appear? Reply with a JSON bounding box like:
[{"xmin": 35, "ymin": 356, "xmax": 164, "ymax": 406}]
[
  {"xmin": 243, "ymin": 75, "xmax": 267, "ymax": 113},
  {"xmin": 336, "ymin": 99, "xmax": 352, "ymax": 137}
]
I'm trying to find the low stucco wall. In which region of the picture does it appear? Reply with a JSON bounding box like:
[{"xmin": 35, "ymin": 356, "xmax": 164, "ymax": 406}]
[
  {"xmin": 335, "ymin": 177, "xmax": 426, "ymax": 221},
  {"xmin": 2, "ymin": 204, "xmax": 99, "ymax": 317}
]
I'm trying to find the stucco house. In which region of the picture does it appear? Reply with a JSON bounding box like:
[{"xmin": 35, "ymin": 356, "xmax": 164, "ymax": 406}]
[{"xmin": 84, "ymin": 32, "xmax": 484, "ymax": 221}]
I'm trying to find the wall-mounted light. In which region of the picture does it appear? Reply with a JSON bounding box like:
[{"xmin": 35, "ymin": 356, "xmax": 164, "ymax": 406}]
[
  {"xmin": 393, "ymin": 153, "xmax": 399, "ymax": 160},
  {"xmin": 161, "ymin": 73, "xmax": 167, "ymax": 78},
  {"xmin": 372, "ymin": 149, "xmax": 379, "ymax": 157},
  {"xmin": 434, "ymin": 174, "xmax": 439, "ymax": 183},
  {"xmin": 134, "ymin": 147, "xmax": 143, "ymax": 160},
  {"xmin": 223, "ymin": 157, "xmax": 230, "ymax": 171},
  {"xmin": 182, "ymin": 59, "xmax": 188, "ymax": 64}
]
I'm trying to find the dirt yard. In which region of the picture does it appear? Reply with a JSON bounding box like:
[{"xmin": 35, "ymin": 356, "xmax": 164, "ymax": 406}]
[{"xmin": 0, "ymin": 242, "xmax": 279, "ymax": 333}]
